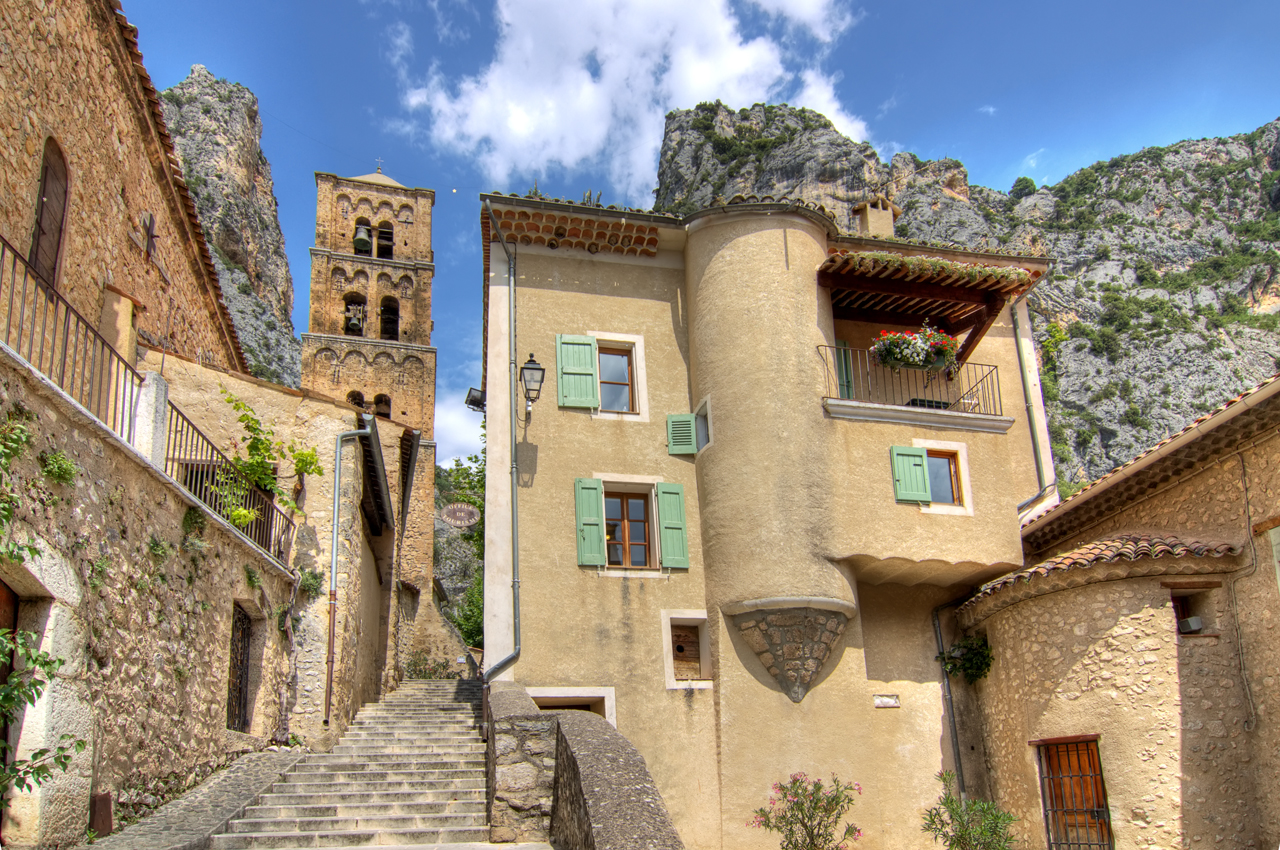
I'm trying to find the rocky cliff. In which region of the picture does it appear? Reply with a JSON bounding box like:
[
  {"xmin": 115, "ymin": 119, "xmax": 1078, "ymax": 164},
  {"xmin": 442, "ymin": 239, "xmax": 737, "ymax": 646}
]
[
  {"xmin": 656, "ymin": 102, "xmax": 1280, "ymax": 486},
  {"xmin": 160, "ymin": 65, "xmax": 300, "ymax": 387}
]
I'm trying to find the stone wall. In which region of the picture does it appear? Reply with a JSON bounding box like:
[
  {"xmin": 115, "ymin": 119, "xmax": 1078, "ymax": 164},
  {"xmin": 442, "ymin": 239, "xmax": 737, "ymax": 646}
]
[
  {"xmin": 551, "ymin": 710, "xmax": 685, "ymax": 850},
  {"xmin": 486, "ymin": 682, "xmax": 556, "ymax": 843},
  {"xmin": 1027, "ymin": 438, "xmax": 1280, "ymax": 847},
  {"xmin": 0, "ymin": 345, "xmax": 293, "ymax": 848},
  {"xmin": 0, "ymin": 0, "xmax": 242, "ymax": 370},
  {"xmin": 299, "ymin": 335, "xmax": 436, "ymax": 432}
]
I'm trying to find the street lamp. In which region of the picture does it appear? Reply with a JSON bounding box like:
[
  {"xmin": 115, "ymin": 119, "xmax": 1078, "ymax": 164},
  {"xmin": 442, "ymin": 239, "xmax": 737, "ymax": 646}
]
[{"xmin": 519, "ymin": 354, "xmax": 545, "ymax": 416}]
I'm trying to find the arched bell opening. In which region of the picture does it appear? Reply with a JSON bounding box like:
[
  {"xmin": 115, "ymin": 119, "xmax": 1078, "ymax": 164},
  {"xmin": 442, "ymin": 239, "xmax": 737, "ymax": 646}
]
[
  {"xmin": 342, "ymin": 292, "xmax": 367, "ymax": 337},
  {"xmin": 374, "ymin": 394, "xmax": 391, "ymax": 419},
  {"xmin": 376, "ymin": 221, "xmax": 394, "ymax": 260},
  {"xmin": 353, "ymin": 217, "xmax": 373, "ymax": 256},
  {"xmin": 346, "ymin": 391, "xmax": 366, "ymax": 410},
  {"xmin": 379, "ymin": 296, "xmax": 400, "ymax": 341}
]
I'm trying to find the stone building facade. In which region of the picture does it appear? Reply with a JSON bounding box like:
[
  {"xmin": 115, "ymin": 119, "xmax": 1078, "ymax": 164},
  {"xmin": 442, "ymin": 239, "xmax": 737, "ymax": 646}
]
[
  {"xmin": 956, "ymin": 375, "xmax": 1280, "ymax": 850},
  {"xmin": 0, "ymin": 3, "xmax": 459, "ymax": 845},
  {"xmin": 479, "ymin": 192, "xmax": 1057, "ymax": 849}
]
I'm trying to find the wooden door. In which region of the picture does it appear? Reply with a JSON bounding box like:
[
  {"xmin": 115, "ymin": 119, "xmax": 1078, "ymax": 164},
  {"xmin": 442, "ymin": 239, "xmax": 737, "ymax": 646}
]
[
  {"xmin": 1037, "ymin": 739, "xmax": 1113, "ymax": 849},
  {"xmin": 225, "ymin": 605, "xmax": 251, "ymax": 732},
  {"xmin": 0, "ymin": 578, "xmax": 18, "ymax": 843}
]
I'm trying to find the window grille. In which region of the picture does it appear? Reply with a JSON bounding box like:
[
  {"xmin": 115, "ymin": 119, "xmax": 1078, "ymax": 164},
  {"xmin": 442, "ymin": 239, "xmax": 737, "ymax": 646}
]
[{"xmin": 1035, "ymin": 737, "xmax": 1114, "ymax": 849}]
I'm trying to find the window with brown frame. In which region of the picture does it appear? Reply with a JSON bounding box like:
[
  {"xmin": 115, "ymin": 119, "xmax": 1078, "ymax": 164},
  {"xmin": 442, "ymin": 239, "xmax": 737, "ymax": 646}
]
[
  {"xmin": 598, "ymin": 348, "xmax": 634, "ymax": 413},
  {"xmin": 604, "ymin": 492, "xmax": 649, "ymax": 567},
  {"xmin": 926, "ymin": 450, "xmax": 962, "ymax": 505},
  {"xmin": 30, "ymin": 138, "xmax": 68, "ymax": 286},
  {"xmin": 1034, "ymin": 736, "xmax": 1114, "ymax": 849}
]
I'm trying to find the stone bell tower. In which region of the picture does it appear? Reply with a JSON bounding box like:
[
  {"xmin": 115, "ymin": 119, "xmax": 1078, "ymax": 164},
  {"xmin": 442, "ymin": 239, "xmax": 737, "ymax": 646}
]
[{"xmin": 300, "ymin": 169, "xmax": 436, "ymax": 432}]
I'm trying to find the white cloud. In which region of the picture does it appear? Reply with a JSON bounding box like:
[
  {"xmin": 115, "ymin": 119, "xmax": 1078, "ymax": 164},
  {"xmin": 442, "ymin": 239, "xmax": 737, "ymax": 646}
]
[
  {"xmin": 876, "ymin": 94, "xmax": 897, "ymax": 119},
  {"xmin": 793, "ymin": 69, "xmax": 868, "ymax": 141},
  {"xmin": 387, "ymin": 0, "xmax": 869, "ymax": 202},
  {"xmin": 1023, "ymin": 147, "xmax": 1046, "ymax": 169},
  {"xmin": 434, "ymin": 389, "xmax": 485, "ymax": 464},
  {"xmin": 744, "ymin": 0, "xmax": 862, "ymax": 42},
  {"xmin": 978, "ymin": 104, "xmax": 997, "ymax": 116}
]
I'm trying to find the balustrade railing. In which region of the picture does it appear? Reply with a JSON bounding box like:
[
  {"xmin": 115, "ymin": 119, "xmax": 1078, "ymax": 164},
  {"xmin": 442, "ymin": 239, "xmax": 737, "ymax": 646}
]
[
  {"xmin": 819, "ymin": 346, "xmax": 1003, "ymax": 417},
  {"xmin": 0, "ymin": 236, "xmax": 141, "ymax": 441},
  {"xmin": 164, "ymin": 402, "xmax": 296, "ymax": 561}
]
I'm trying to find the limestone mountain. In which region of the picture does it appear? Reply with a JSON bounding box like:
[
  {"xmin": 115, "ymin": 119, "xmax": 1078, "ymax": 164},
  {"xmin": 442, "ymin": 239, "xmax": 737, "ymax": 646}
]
[
  {"xmin": 655, "ymin": 102, "xmax": 1280, "ymax": 486},
  {"xmin": 160, "ymin": 65, "xmax": 300, "ymax": 387}
]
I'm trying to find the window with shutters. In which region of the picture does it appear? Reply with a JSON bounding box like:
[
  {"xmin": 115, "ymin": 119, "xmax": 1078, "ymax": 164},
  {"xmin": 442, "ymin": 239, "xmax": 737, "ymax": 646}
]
[
  {"xmin": 30, "ymin": 138, "xmax": 69, "ymax": 286},
  {"xmin": 662, "ymin": 610, "xmax": 712, "ymax": 689},
  {"xmin": 890, "ymin": 441, "xmax": 973, "ymax": 515},
  {"xmin": 556, "ymin": 332, "xmax": 650, "ymax": 421},
  {"xmin": 574, "ymin": 475, "xmax": 689, "ymax": 573}
]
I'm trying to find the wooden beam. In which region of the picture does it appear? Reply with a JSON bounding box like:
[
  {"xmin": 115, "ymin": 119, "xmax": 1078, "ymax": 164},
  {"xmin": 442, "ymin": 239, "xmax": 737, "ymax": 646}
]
[
  {"xmin": 954, "ymin": 295, "xmax": 1007, "ymax": 364},
  {"xmin": 831, "ymin": 305, "xmax": 958, "ymax": 335},
  {"xmin": 818, "ymin": 271, "xmax": 991, "ymax": 304}
]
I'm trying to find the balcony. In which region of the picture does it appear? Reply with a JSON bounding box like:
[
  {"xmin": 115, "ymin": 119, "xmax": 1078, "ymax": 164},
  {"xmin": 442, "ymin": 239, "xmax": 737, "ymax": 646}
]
[{"xmin": 818, "ymin": 346, "xmax": 1013, "ymax": 433}]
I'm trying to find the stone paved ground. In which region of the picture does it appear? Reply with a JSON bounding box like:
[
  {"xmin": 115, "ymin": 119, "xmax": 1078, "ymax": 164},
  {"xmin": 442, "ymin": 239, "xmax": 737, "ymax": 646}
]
[{"xmin": 94, "ymin": 751, "xmax": 305, "ymax": 850}]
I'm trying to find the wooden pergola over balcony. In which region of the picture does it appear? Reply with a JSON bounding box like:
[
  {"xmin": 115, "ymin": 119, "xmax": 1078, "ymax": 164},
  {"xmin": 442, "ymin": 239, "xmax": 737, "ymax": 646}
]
[{"xmin": 818, "ymin": 242, "xmax": 1048, "ymax": 364}]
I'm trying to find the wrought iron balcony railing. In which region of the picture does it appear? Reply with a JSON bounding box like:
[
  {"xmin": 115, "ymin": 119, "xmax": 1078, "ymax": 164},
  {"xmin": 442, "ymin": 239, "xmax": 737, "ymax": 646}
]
[{"xmin": 818, "ymin": 346, "xmax": 1003, "ymax": 417}]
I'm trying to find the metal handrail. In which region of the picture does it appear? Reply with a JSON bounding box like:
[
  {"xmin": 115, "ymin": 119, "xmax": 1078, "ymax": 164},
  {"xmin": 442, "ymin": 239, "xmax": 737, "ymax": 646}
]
[
  {"xmin": 164, "ymin": 402, "xmax": 296, "ymax": 562},
  {"xmin": 0, "ymin": 236, "xmax": 142, "ymax": 441},
  {"xmin": 818, "ymin": 345, "xmax": 1003, "ymax": 417}
]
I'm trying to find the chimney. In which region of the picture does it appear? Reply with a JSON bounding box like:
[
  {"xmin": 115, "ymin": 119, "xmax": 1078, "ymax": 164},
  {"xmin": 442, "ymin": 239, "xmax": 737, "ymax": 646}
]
[{"xmin": 853, "ymin": 195, "xmax": 901, "ymax": 238}]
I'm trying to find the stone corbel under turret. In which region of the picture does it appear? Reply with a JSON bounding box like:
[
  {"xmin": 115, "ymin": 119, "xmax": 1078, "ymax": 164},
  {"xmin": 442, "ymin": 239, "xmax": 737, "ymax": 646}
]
[{"xmin": 724, "ymin": 597, "xmax": 857, "ymax": 703}]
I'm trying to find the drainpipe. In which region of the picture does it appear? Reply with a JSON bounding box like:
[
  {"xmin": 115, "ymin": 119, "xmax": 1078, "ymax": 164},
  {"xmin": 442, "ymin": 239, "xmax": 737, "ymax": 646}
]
[
  {"xmin": 324, "ymin": 420, "xmax": 372, "ymax": 727},
  {"xmin": 1012, "ymin": 262, "xmax": 1058, "ymax": 512},
  {"xmin": 932, "ymin": 598, "xmax": 968, "ymax": 798},
  {"xmin": 483, "ymin": 199, "xmax": 521, "ymax": 683}
]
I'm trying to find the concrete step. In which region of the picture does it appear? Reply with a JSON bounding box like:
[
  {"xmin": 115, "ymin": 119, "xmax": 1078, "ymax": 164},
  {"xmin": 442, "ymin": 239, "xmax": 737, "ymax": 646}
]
[
  {"xmin": 272, "ymin": 774, "xmax": 486, "ymax": 793},
  {"xmin": 210, "ymin": 825, "xmax": 490, "ymax": 848},
  {"xmin": 256, "ymin": 789, "xmax": 485, "ymax": 808},
  {"xmin": 244, "ymin": 800, "xmax": 486, "ymax": 819},
  {"xmin": 230, "ymin": 813, "xmax": 486, "ymax": 834},
  {"xmin": 292, "ymin": 756, "xmax": 485, "ymax": 770},
  {"xmin": 331, "ymin": 744, "xmax": 485, "ymax": 756}
]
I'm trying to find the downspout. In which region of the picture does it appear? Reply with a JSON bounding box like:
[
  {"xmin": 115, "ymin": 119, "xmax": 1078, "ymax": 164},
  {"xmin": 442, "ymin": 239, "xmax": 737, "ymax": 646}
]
[
  {"xmin": 932, "ymin": 598, "xmax": 968, "ymax": 798},
  {"xmin": 1012, "ymin": 262, "xmax": 1058, "ymax": 512},
  {"xmin": 483, "ymin": 199, "xmax": 521, "ymax": 683},
  {"xmin": 324, "ymin": 419, "xmax": 373, "ymax": 727}
]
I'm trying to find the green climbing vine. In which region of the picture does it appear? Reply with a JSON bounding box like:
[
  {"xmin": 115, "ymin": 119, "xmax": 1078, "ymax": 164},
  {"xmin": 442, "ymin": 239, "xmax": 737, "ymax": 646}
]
[{"xmin": 217, "ymin": 388, "xmax": 324, "ymax": 528}]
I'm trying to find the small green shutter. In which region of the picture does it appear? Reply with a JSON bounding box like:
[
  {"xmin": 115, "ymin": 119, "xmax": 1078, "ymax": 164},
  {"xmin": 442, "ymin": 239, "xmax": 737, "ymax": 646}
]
[
  {"xmin": 557, "ymin": 334, "xmax": 599, "ymax": 408},
  {"xmin": 656, "ymin": 482, "xmax": 689, "ymax": 569},
  {"xmin": 574, "ymin": 478, "xmax": 606, "ymax": 565},
  {"xmin": 890, "ymin": 446, "xmax": 932, "ymax": 504},
  {"xmin": 667, "ymin": 414, "xmax": 698, "ymax": 455},
  {"xmin": 835, "ymin": 340, "xmax": 854, "ymax": 400}
]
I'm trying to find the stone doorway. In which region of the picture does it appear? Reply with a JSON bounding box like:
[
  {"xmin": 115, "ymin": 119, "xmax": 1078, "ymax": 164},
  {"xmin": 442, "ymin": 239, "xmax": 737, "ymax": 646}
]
[
  {"xmin": 0, "ymin": 577, "xmax": 15, "ymax": 844},
  {"xmin": 226, "ymin": 604, "xmax": 252, "ymax": 732}
]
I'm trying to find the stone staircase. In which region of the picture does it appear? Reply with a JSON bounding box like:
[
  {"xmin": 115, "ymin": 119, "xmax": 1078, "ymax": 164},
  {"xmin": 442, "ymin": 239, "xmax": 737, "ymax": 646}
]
[{"xmin": 212, "ymin": 680, "xmax": 495, "ymax": 849}]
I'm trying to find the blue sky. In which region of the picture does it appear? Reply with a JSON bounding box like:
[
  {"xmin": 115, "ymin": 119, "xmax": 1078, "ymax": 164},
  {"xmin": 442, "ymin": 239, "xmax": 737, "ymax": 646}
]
[{"xmin": 124, "ymin": 0, "xmax": 1280, "ymax": 462}]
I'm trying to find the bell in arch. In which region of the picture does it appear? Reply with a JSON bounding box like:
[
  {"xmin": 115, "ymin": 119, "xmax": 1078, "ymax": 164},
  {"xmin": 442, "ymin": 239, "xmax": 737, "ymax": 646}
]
[{"xmin": 353, "ymin": 225, "xmax": 372, "ymax": 253}]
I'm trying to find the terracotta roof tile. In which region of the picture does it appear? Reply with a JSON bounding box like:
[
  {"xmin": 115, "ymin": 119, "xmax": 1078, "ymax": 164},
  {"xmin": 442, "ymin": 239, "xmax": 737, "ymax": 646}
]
[{"xmin": 962, "ymin": 535, "xmax": 1239, "ymax": 613}]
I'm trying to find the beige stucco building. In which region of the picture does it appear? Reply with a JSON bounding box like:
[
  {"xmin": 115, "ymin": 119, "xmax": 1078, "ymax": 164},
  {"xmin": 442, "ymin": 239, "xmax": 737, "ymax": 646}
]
[
  {"xmin": 478, "ymin": 186, "xmax": 1280, "ymax": 850},
  {"xmin": 479, "ymin": 191, "xmax": 1062, "ymax": 849}
]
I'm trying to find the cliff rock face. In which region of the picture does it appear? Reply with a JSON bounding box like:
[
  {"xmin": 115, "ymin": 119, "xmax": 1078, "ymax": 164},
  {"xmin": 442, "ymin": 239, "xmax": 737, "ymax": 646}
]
[
  {"xmin": 160, "ymin": 65, "xmax": 300, "ymax": 387},
  {"xmin": 656, "ymin": 104, "xmax": 1280, "ymax": 485}
]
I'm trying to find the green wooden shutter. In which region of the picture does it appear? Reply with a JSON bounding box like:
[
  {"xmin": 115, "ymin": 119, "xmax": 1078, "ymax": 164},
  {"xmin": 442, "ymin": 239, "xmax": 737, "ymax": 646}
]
[
  {"xmin": 574, "ymin": 478, "xmax": 606, "ymax": 565},
  {"xmin": 835, "ymin": 340, "xmax": 853, "ymax": 400},
  {"xmin": 890, "ymin": 446, "xmax": 932, "ymax": 504},
  {"xmin": 557, "ymin": 334, "xmax": 599, "ymax": 408},
  {"xmin": 656, "ymin": 483, "xmax": 689, "ymax": 569},
  {"xmin": 667, "ymin": 414, "xmax": 697, "ymax": 455}
]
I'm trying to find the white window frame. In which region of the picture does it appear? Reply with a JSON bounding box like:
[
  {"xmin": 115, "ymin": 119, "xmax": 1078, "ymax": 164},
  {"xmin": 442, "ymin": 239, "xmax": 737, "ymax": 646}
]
[
  {"xmin": 912, "ymin": 438, "xmax": 973, "ymax": 517},
  {"xmin": 590, "ymin": 472, "xmax": 673, "ymax": 577},
  {"xmin": 662, "ymin": 609, "xmax": 712, "ymax": 690},
  {"xmin": 525, "ymin": 686, "xmax": 617, "ymax": 727},
  {"xmin": 694, "ymin": 395, "xmax": 713, "ymax": 453},
  {"xmin": 588, "ymin": 331, "xmax": 649, "ymax": 422}
]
